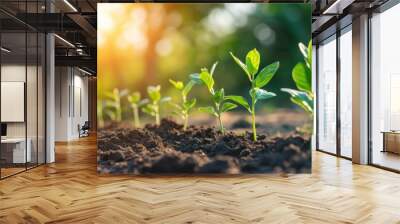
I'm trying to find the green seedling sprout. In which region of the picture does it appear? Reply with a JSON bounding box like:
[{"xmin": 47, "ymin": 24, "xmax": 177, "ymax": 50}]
[
  {"xmin": 127, "ymin": 92, "xmax": 149, "ymax": 128},
  {"xmin": 97, "ymin": 100, "xmax": 104, "ymax": 128},
  {"xmin": 169, "ymin": 79, "xmax": 196, "ymax": 131},
  {"xmin": 142, "ymin": 85, "xmax": 171, "ymax": 126},
  {"xmin": 191, "ymin": 62, "xmax": 238, "ymax": 133},
  {"xmin": 281, "ymin": 40, "xmax": 313, "ymax": 115},
  {"xmin": 104, "ymin": 88, "xmax": 129, "ymax": 122},
  {"xmin": 229, "ymin": 49, "xmax": 279, "ymax": 141}
]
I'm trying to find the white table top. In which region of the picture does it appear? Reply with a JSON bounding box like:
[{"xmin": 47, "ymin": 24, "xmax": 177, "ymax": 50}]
[{"xmin": 1, "ymin": 138, "xmax": 28, "ymax": 143}]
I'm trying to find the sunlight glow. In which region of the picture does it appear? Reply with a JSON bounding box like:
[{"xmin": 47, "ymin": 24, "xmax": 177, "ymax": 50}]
[{"xmin": 156, "ymin": 38, "xmax": 173, "ymax": 56}]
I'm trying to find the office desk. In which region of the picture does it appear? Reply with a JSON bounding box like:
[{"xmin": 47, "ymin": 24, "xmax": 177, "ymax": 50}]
[
  {"xmin": 382, "ymin": 131, "xmax": 400, "ymax": 154},
  {"xmin": 1, "ymin": 138, "xmax": 31, "ymax": 163}
]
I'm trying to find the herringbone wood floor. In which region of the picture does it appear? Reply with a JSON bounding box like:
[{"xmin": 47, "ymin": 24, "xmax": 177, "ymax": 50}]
[{"xmin": 1, "ymin": 135, "xmax": 400, "ymax": 224}]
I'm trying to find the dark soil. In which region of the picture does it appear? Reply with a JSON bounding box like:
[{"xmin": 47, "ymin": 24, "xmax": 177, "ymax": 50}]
[{"xmin": 98, "ymin": 119, "xmax": 311, "ymax": 174}]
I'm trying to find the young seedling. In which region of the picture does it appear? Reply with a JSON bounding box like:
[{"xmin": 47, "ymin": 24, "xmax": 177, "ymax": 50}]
[
  {"xmin": 281, "ymin": 40, "xmax": 313, "ymax": 115},
  {"xmin": 191, "ymin": 62, "xmax": 238, "ymax": 133},
  {"xmin": 169, "ymin": 79, "xmax": 196, "ymax": 130},
  {"xmin": 127, "ymin": 92, "xmax": 149, "ymax": 128},
  {"xmin": 97, "ymin": 100, "xmax": 105, "ymax": 128},
  {"xmin": 141, "ymin": 85, "xmax": 171, "ymax": 126},
  {"xmin": 229, "ymin": 49, "xmax": 279, "ymax": 141},
  {"xmin": 104, "ymin": 88, "xmax": 129, "ymax": 122}
]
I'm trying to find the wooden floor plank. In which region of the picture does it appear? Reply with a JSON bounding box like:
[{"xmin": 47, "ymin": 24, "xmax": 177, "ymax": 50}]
[{"xmin": 0, "ymin": 135, "xmax": 400, "ymax": 223}]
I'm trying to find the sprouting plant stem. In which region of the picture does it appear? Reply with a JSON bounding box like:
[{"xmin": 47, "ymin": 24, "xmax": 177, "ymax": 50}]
[
  {"xmin": 132, "ymin": 105, "xmax": 140, "ymax": 128},
  {"xmin": 183, "ymin": 114, "xmax": 188, "ymax": 131},
  {"xmin": 215, "ymin": 102, "xmax": 224, "ymax": 133},
  {"xmin": 182, "ymin": 94, "xmax": 188, "ymax": 130},
  {"xmin": 155, "ymin": 104, "xmax": 160, "ymax": 126},
  {"xmin": 116, "ymin": 96, "xmax": 122, "ymax": 122},
  {"xmin": 251, "ymin": 102, "xmax": 257, "ymax": 141},
  {"xmin": 218, "ymin": 114, "xmax": 224, "ymax": 133},
  {"xmin": 251, "ymin": 82, "xmax": 257, "ymax": 141}
]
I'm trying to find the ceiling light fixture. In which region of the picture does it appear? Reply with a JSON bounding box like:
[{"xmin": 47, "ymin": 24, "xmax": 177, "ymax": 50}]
[
  {"xmin": 63, "ymin": 0, "xmax": 78, "ymax": 12},
  {"xmin": 78, "ymin": 67, "xmax": 93, "ymax": 76},
  {"xmin": 1, "ymin": 47, "xmax": 11, "ymax": 53},
  {"xmin": 322, "ymin": 0, "xmax": 354, "ymax": 15},
  {"xmin": 54, "ymin": 34, "xmax": 75, "ymax": 48},
  {"xmin": 322, "ymin": 0, "xmax": 342, "ymax": 14}
]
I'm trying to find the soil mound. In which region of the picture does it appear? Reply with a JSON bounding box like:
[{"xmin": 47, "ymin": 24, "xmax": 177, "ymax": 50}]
[{"xmin": 98, "ymin": 119, "xmax": 311, "ymax": 174}]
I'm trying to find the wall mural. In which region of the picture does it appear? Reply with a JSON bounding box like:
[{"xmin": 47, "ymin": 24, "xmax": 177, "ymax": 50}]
[{"xmin": 97, "ymin": 3, "xmax": 312, "ymax": 174}]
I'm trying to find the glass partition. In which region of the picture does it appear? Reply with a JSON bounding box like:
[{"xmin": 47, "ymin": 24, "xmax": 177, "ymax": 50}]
[
  {"xmin": 339, "ymin": 27, "xmax": 352, "ymax": 158},
  {"xmin": 0, "ymin": 2, "xmax": 46, "ymax": 179},
  {"xmin": 317, "ymin": 35, "xmax": 337, "ymax": 154},
  {"xmin": 1, "ymin": 30, "xmax": 28, "ymax": 177},
  {"xmin": 370, "ymin": 4, "xmax": 400, "ymax": 171},
  {"xmin": 27, "ymin": 30, "xmax": 38, "ymax": 169}
]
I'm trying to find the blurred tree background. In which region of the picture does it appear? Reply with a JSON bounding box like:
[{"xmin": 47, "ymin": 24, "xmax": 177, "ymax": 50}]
[{"xmin": 98, "ymin": 3, "xmax": 311, "ymax": 119}]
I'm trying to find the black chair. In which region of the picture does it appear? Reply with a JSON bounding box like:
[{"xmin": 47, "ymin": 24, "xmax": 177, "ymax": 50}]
[{"xmin": 78, "ymin": 121, "xmax": 90, "ymax": 138}]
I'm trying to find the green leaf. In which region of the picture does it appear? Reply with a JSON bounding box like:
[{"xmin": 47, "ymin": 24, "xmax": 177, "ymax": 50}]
[
  {"xmin": 104, "ymin": 92, "xmax": 116, "ymax": 100},
  {"xmin": 246, "ymin": 48, "xmax": 260, "ymax": 77},
  {"xmin": 254, "ymin": 61, "xmax": 279, "ymax": 88},
  {"xmin": 251, "ymin": 88, "xmax": 276, "ymax": 101},
  {"xmin": 230, "ymin": 52, "xmax": 251, "ymax": 81},
  {"xmin": 292, "ymin": 62, "xmax": 311, "ymax": 92},
  {"xmin": 298, "ymin": 41, "xmax": 312, "ymax": 68},
  {"xmin": 213, "ymin": 88, "xmax": 224, "ymax": 104},
  {"xmin": 225, "ymin": 95, "xmax": 250, "ymax": 112},
  {"xmin": 210, "ymin": 61, "xmax": 218, "ymax": 77},
  {"xmin": 221, "ymin": 102, "xmax": 238, "ymax": 112},
  {"xmin": 142, "ymin": 105, "xmax": 156, "ymax": 116},
  {"xmin": 119, "ymin": 89, "xmax": 129, "ymax": 97},
  {"xmin": 281, "ymin": 88, "xmax": 313, "ymax": 114},
  {"xmin": 169, "ymin": 79, "xmax": 184, "ymax": 90},
  {"xmin": 128, "ymin": 92, "xmax": 141, "ymax": 104},
  {"xmin": 160, "ymin": 96, "xmax": 171, "ymax": 103},
  {"xmin": 182, "ymin": 80, "xmax": 195, "ymax": 97},
  {"xmin": 170, "ymin": 102, "xmax": 183, "ymax": 111},
  {"xmin": 105, "ymin": 110, "xmax": 116, "ymax": 120},
  {"xmin": 199, "ymin": 69, "xmax": 214, "ymax": 93},
  {"xmin": 112, "ymin": 88, "xmax": 119, "ymax": 98},
  {"xmin": 189, "ymin": 73, "xmax": 202, "ymax": 85},
  {"xmin": 307, "ymin": 40, "xmax": 312, "ymax": 69},
  {"xmin": 198, "ymin": 106, "xmax": 217, "ymax": 117},
  {"xmin": 138, "ymin": 98, "xmax": 149, "ymax": 107},
  {"xmin": 183, "ymin": 98, "xmax": 196, "ymax": 111},
  {"xmin": 298, "ymin": 42, "xmax": 308, "ymax": 61},
  {"xmin": 291, "ymin": 97, "xmax": 313, "ymax": 114},
  {"xmin": 104, "ymin": 100, "xmax": 117, "ymax": 108},
  {"xmin": 147, "ymin": 85, "xmax": 161, "ymax": 102}
]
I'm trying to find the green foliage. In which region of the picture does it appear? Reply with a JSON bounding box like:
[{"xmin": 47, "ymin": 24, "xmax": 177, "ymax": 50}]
[
  {"xmin": 281, "ymin": 40, "xmax": 314, "ymax": 115},
  {"xmin": 127, "ymin": 92, "xmax": 149, "ymax": 127},
  {"xmin": 280, "ymin": 88, "xmax": 312, "ymax": 113},
  {"xmin": 169, "ymin": 79, "xmax": 197, "ymax": 130},
  {"xmin": 97, "ymin": 100, "xmax": 104, "ymax": 128},
  {"xmin": 104, "ymin": 88, "xmax": 129, "ymax": 122},
  {"xmin": 229, "ymin": 49, "xmax": 279, "ymax": 141},
  {"xmin": 191, "ymin": 62, "xmax": 238, "ymax": 133},
  {"xmin": 141, "ymin": 85, "xmax": 171, "ymax": 125}
]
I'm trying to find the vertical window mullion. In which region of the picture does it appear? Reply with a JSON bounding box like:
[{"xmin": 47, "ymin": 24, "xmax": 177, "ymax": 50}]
[
  {"xmin": 336, "ymin": 29, "xmax": 341, "ymax": 157},
  {"xmin": 316, "ymin": 44, "xmax": 320, "ymax": 151}
]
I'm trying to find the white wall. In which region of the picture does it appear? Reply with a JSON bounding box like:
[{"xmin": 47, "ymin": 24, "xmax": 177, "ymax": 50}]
[
  {"xmin": 317, "ymin": 37, "xmax": 337, "ymax": 154},
  {"xmin": 55, "ymin": 67, "xmax": 89, "ymax": 141},
  {"xmin": 1, "ymin": 65, "xmax": 26, "ymax": 139},
  {"xmin": 1, "ymin": 63, "xmax": 46, "ymax": 164}
]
